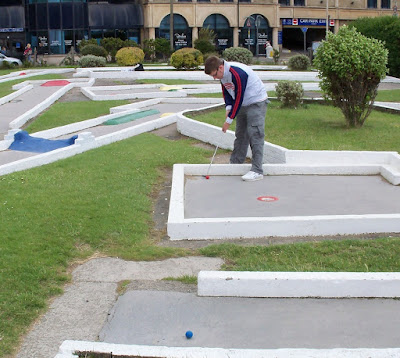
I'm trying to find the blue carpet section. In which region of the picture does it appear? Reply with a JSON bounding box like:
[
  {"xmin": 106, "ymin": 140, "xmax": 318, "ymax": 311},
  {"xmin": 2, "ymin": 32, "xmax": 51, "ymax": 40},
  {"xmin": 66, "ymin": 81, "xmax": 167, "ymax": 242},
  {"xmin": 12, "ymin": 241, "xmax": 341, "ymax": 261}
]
[{"xmin": 9, "ymin": 131, "xmax": 78, "ymax": 153}]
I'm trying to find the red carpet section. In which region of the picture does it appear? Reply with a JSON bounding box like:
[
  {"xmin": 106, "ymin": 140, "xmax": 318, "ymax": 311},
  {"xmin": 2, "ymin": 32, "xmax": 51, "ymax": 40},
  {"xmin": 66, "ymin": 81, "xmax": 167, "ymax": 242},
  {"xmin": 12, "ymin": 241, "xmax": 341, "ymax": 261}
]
[{"xmin": 41, "ymin": 80, "xmax": 70, "ymax": 87}]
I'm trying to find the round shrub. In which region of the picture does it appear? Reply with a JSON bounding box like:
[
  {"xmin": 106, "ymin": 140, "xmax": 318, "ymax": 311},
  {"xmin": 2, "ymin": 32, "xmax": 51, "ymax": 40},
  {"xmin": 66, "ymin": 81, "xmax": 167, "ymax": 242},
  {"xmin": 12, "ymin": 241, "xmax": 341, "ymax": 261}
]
[
  {"xmin": 78, "ymin": 55, "xmax": 106, "ymax": 68},
  {"xmin": 222, "ymin": 47, "xmax": 253, "ymax": 65},
  {"xmin": 288, "ymin": 54, "xmax": 311, "ymax": 71},
  {"xmin": 170, "ymin": 48, "xmax": 203, "ymax": 70},
  {"xmin": 275, "ymin": 80, "xmax": 304, "ymax": 108},
  {"xmin": 115, "ymin": 47, "xmax": 145, "ymax": 66},
  {"xmin": 80, "ymin": 44, "xmax": 108, "ymax": 58}
]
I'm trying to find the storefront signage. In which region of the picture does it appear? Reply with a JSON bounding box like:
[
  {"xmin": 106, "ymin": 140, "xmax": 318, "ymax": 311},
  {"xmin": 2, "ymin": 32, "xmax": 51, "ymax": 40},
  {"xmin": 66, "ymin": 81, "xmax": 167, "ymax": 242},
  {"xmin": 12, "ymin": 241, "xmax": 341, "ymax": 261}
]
[
  {"xmin": 50, "ymin": 40, "xmax": 61, "ymax": 46},
  {"xmin": 257, "ymin": 33, "xmax": 268, "ymax": 45},
  {"xmin": 218, "ymin": 39, "xmax": 228, "ymax": 46},
  {"xmin": 282, "ymin": 18, "xmax": 332, "ymax": 26},
  {"xmin": 0, "ymin": 28, "xmax": 24, "ymax": 33},
  {"xmin": 174, "ymin": 33, "xmax": 187, "ymax": 47}
]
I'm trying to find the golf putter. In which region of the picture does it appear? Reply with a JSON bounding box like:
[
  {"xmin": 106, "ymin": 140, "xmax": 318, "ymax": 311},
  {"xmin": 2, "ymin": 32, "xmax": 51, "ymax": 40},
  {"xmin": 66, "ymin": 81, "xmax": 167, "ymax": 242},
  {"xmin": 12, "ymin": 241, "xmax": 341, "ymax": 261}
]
[{"xmin": 204, "ymin": 143, "xmax": 219, "ymax": 179}]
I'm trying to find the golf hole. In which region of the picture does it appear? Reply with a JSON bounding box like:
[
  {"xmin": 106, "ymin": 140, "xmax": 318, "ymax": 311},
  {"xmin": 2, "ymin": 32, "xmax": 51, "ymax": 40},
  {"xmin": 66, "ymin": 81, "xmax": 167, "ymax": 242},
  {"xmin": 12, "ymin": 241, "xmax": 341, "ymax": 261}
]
[{"xmin": 257, "ymin": 196, "xmax": 278, "ymax": 202}]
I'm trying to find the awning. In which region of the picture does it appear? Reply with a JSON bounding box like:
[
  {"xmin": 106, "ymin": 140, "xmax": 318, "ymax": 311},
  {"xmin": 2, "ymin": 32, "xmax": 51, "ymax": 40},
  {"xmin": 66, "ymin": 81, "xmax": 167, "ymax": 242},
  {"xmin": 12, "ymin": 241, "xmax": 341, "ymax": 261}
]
[
  {"xmin": 88, "ymin": 3, "xmax": 143, "ymax": 28},
  {"xmin": 0, "ymin": 6, "xmax": 25, "ymax": 29}
]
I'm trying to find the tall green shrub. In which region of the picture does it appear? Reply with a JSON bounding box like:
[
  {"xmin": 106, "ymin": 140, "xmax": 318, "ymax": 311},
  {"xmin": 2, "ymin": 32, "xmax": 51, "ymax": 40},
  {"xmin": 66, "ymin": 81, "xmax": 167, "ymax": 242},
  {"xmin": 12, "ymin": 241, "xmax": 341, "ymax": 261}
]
[
  {"xmin": 351, "ymin": 16, "xmax": 400, "ymax": 78},
  {"xmin": 194, "ymin": 28, "xmax": 216, "ymax": 54},
  {"xmin": 100, "ymin": 37, "xmax": 125, "ymax": 61},
  {"xmin": 314, "ymin": 26, "xmax": 388, "ymax": 128}
]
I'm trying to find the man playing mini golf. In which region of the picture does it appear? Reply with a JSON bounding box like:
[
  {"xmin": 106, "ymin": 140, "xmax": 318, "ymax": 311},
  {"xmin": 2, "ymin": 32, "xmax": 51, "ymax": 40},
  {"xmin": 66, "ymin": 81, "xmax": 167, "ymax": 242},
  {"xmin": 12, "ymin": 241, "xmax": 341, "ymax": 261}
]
[{"xmin": 204, "ymin": 56, "xmax": 268, "ymax": 182}]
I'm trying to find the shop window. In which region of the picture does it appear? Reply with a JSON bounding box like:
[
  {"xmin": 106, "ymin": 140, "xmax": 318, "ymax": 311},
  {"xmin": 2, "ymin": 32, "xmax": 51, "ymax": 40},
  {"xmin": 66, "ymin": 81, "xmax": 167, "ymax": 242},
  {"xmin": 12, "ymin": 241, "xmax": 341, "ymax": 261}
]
[
  {"xmin": 157, "ymin": 14, "xmax": 191, "ymax": 50},
  {"xmin": 74, "ymin": 2, "xmax": 87, "ymax": 28},
  {"xmin": 240, "ymin": 14, "xmax": 271, "ymax": 56},
  {"xmin": 62, "ymin": 2, "xmax": 73, "ymax": 29},
  {"xmin": 203, "ymin": 14, "xmax": 232, "ymax": 53},
  {"xmin": 49, "ymin": 29, "xmax": 62, "ymax": 54},
  {"xmin": 294, "ymin": 0, "xmax": 304, "ymax": 6},
  {"xmin": 381, "ymin": 0, "xmax": 390, "ymax": 8},
  {"xmin": 279, "ymin": 0, "xmax": 290, "ymax": 5},
  {"xmin": 36, "ymin": 3, "xmax": 48, "ymax": 29},
  {"xmin": 49, "ymin": 3, "xmax": 61, "ymax": 29},
  {"xmin": 367, "ymin": 0, "xmax": 377, "ymax": 7}
]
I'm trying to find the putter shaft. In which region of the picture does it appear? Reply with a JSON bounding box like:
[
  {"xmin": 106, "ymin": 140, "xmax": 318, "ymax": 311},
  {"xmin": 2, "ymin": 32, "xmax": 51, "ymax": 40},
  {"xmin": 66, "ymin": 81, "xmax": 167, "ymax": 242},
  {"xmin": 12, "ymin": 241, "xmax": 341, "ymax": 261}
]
[{"xmin": 206, "ymin": 145, "xmax": 219, "ymax": 177}]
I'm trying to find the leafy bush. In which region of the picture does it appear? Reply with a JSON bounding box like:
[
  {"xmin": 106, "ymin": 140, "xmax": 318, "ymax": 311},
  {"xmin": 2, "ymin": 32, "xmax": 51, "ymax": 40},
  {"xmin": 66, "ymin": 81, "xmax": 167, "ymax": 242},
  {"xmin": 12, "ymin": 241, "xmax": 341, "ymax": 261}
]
[
  {"xmin": 275, "ymin": 80, "xmax": 304, "ymax": 108},
  {"xmin": 273, "ymin": 48, "xmax": 281, "ymax": 65},
  {"xmin": 78, "ymin": 55, "xmax": 106, "ymax": 67},
  {"xmin": 288, "ymin": 54, "xmax": 310, "ymax": 71},
  {"xmin": 170, "ymin": 48, "xmax": 203, "ymax": 70},
  {"xmin": 100, "ymin": 37, "xmax": 125, "ymax": 61},
  {"xmin": 351, "ymin": 16, "xmax": 400, "ymax": 78},
  {"xmin": 314, "ymin": 26, "xmax": 388, "ymax": 128},
  {"xmin": 155, "ymin": 38, "xmax": 172, "ymax": 60},
  {"xmin": 142, "ymin": 38, "xmax": 171, "ymax": 61},
  {"xmin": 222, "ymin": 47, "xmax": 252, "ymax": 65},
  {"xmin": 77, "ymin": 38, "xmax": 98, "ymax": 51},
  {"xmin": 194, "ymin": 39, "xmax": 216, "ymax": 55},
  {"xmin": 142, "ymin": 39, "xmax": 156, "ymax": 61},
  {"xmin": 80, "ymin": 44, "xmax": 108, "ymax": 58},
  {"xmin": 194, "ymin": 28, "xmax": 216, "ymax": 54},
  {"xmin": 115, "ymin": 47, "xmax": 145, "ymax": 66}
]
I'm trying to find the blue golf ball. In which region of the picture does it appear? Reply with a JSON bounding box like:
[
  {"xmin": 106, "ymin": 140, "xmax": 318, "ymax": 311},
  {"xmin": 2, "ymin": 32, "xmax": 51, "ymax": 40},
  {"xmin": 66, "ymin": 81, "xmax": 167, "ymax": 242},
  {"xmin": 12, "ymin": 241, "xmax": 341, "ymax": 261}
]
[{"xmin": 185, "ymin": 330, "xmax": 193, "ymax": 339}]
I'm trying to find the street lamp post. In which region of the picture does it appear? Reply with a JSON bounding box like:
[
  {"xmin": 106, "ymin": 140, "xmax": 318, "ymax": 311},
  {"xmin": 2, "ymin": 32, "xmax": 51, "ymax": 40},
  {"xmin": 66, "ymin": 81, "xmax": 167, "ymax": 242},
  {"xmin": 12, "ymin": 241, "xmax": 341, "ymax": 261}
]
[
  {"xmin": 325, "ymin": 0, "xmax": 329, "ymax": 36},
  {"xmin": 170, "ymin": 0, "xmax": 174, "ymax": 51}
]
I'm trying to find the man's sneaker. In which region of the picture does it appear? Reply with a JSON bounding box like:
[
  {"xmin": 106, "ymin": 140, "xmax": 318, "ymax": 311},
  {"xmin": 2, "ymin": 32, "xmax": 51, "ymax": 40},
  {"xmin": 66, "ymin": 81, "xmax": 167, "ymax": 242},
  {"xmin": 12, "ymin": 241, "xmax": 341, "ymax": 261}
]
[{"xmin": 241, "ymin": 171, "xmax": 263, "ymax": 182}]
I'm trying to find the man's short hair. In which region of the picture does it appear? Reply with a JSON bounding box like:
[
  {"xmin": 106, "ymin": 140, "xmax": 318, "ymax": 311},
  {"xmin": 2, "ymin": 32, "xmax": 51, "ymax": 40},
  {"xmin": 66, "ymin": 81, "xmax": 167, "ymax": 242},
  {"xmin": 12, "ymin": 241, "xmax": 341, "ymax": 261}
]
[{"xmin": 204, "ymin": 56, "xmax": 224, "ymax": 75}]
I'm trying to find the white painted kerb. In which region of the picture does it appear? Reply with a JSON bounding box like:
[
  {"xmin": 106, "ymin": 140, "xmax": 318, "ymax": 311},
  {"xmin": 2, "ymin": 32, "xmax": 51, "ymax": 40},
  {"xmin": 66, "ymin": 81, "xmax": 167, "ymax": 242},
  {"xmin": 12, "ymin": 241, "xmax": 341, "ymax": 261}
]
[
  {"xmin": 198, "ymin": 271, "xmax": 400, "ymax": 298},
  {"xmin": 55, "ymin": 340, "xmax": 400, "ymax": 358}
]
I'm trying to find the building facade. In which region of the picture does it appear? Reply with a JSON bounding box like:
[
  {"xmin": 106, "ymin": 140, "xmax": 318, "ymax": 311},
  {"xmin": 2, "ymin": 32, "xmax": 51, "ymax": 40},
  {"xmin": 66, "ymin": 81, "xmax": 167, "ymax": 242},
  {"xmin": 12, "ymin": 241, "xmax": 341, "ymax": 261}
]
[{"xmin": 0, "ymin": 0, "xmax": 395, "ymax": 58}]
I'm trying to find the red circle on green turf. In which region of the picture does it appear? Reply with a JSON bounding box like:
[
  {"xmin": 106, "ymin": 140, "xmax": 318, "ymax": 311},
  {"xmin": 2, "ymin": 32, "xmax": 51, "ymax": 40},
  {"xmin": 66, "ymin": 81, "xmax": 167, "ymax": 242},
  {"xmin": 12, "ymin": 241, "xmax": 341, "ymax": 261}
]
[{"xmin": 257, "ymin": 196, "xmax": 278, "ymax": 202}]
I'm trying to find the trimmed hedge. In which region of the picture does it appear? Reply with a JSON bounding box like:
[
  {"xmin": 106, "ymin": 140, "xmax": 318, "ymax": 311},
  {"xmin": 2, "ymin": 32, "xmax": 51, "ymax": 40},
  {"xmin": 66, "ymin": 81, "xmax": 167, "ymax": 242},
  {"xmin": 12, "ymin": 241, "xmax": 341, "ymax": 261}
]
[
  {"xmin": 170, "ymin": 48, "xmax": 203, "ymax": 70},
  {"xmin": 115, "ymin": 47, "xmax": 145, "ymax": 66},
  {"xmin": 222, "ymin": 47, "xmax": 253, "ymax": 65},
  {"xmin": 78, "ymin": 55, "xmax": 106, "ymax": 67}
]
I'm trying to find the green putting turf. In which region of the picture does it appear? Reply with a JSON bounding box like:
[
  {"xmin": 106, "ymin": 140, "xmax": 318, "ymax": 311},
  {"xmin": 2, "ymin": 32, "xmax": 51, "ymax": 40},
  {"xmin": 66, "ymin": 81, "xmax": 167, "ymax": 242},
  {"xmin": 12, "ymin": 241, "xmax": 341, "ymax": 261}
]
[{"xmin": 103, "ymin": 109, "xmax": 160, "ymax": 125}]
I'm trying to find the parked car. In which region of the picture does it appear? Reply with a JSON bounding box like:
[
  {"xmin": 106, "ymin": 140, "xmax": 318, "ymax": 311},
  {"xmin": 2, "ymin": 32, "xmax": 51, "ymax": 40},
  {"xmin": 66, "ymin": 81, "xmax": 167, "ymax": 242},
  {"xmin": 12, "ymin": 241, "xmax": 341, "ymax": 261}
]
[{"xmin": 0, "ymin": 54, "xmax": 22, "ymax": 66}]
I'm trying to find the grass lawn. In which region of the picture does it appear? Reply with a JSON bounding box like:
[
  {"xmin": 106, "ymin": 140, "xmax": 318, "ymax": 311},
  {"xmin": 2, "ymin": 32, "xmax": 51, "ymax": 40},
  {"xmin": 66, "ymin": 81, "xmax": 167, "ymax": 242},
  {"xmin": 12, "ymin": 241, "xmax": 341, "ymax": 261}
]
[
  {"xmin": 376, "ymin": 88, "xmax": 400, "ymax": 102},
  {"xmin": 25, "ymin": 100, "xmax": 130, "ymax": 133},
  {"xmin": 188, "ymin": 100, "xmax": 400, "ymax": 152},
  {"xmin": 0, "ymin": 134, "xmax": 210, "ymax": 356}
]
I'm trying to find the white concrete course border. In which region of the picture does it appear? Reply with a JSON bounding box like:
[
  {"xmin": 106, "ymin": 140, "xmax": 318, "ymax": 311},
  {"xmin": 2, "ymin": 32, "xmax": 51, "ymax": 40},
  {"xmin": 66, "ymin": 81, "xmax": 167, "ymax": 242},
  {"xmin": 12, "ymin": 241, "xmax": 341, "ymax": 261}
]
[
  {"xmin": 0, "ymin": 83, "xmax": 33, "ymax": 106},
  {"xmin": 0, "ymin": 115, "xmax": 177, "ymax": 177},
  {"xmin": 167, "ymin": 163, "xmax": 400, "ymax": 240},
  {"xmin": 9, "ymin": 78, "xmax": 94, "ymax": 129},
  {"xmin": 0, "ymin": 68, "xmax": 74, "ymax": 84},
  {"xmin": 55, "ymin": 340, "xmax": 400, "ymax": 358},
  {"xmin": 198, "ymin": 271, "xmax": 400, "ymax": 298}
]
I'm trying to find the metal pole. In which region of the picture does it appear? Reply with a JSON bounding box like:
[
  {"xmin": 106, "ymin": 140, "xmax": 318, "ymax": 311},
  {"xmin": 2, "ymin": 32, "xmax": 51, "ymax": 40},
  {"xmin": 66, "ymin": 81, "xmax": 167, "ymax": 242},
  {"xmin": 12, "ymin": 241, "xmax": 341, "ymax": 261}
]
[
  {"xmin": 170, "ymin": 0, "xmax": 174, "ymax": 51},
  {"xmin": 326, "ymin": 0, "xmax": 329, "ymax": 35},
  {"xmin": 237, "ymin": 0, "xmax": 240, "ymax": 46}
]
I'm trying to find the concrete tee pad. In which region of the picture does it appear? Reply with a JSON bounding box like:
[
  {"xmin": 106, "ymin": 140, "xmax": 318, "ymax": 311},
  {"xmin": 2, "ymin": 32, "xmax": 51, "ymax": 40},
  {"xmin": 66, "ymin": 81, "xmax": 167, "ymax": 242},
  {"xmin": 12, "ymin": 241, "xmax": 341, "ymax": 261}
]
[{"xmin": 167, "ymin": 163, "xmax": 400, "ymax": 240}]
